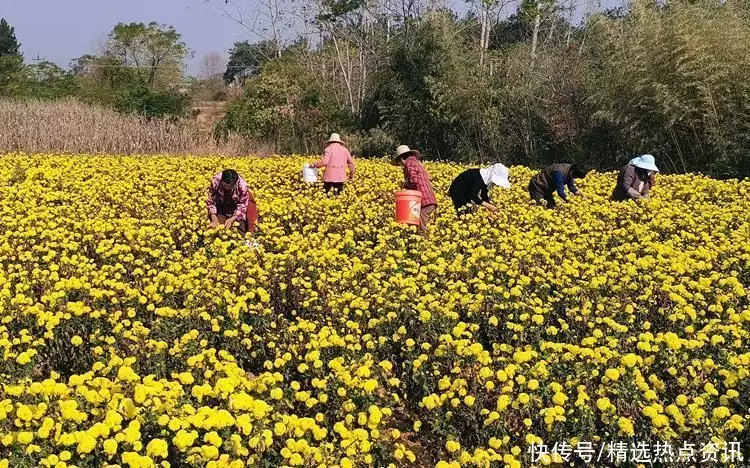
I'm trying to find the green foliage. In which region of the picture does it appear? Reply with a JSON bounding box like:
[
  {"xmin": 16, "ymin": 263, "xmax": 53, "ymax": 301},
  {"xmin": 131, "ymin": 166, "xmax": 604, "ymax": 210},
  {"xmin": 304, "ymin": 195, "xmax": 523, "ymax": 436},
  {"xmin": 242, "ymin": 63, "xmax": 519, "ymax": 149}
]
[
  {"xmin": 71, "ymin": 22, "xmax": 190, "ymax": 119},
  {"xmin": 73, "ymin": 55, "xmax": 138, "ymax": 107},
  {"xmin": 489, "ymin": 13, "xmax": 531, "ymax": 48},
  {"xmin": 0, "ymin": 55, "xmax": 25, "ymax": 97},
  {"xmin": 23, "ymin": 61, "xmax": 78, "ymax": 99},
  {"xmin": 107, "ymin": 22, "xmax": 188, "ymax": 88},
  {"xmin": 223, "ymin": 40, "xmax": 276, "ymax": 85},
  {"xmin": 0, "ymin": 18, "xmax": 24, "ymax": 97},
  {"xmin": 346, "ymin": 127, "xmax": 396, "ymax": 158},
  {"xmin": 373, "ymin": 13, "xmax": 477, "ymax": 159},
  {"xmin": 114, "ymin": 85, "xmax": 189, "ymax": 119},
  {"xmin": 0, "ymin": 18, "xmax": 21, "ymax": 56},
  {"xmin": 217, "ymin": 73, "xmax": 291, "ymax": 145},
  {"xmin": 190, "ymin": 76, "xmax": 227, "ymax": 102},
  {"xmin": 3, "ymin": 4, "xmax": 749, "ymax": 176},
  {"xmin": 585, "ymin": 0, "xmax": 750, "ymax": 176},
  {"xmin": 0, "ymin": 18, "xmax": 191, "ymax": 120},
  {"xmin": 317, "ymin": 0, "xmax": 366, "ymax": 22},
  {"xmin": 217, "ymin": 55, "xmax": 356, "ymax": 153}
]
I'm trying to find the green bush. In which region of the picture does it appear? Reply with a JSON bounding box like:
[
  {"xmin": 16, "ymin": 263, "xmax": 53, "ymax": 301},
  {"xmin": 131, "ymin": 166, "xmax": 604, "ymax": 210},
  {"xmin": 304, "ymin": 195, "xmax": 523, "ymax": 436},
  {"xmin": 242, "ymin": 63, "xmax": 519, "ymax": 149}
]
[
  {"xmin": 584, "ymin": 0, "xmax": 750, "ymax": 177},
  {"xmin": 114, "ymin": 85, "xmax": 189, "ymax": 120},
  {"xmin": 346, "ymin": 127, "xmax": 396, "ymax": 158}
]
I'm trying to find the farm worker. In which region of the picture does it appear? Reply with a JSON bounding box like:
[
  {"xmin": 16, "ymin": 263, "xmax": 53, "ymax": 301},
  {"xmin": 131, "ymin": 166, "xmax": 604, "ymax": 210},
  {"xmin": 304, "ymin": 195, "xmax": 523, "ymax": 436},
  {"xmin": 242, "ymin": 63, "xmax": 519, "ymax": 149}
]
[
  {"xmin": 391, "ymin": 145, "xmax": 437, "ymax": 236},
  {"xmin": 448, "ymin": 163, "xmax": 511, "ymax": 216},
  {"xmin": 528, "ymin": 163, "xmax": 589, "ymax": 209},
  {"xmin": 309, "ymin": 133, "xmax": 355, "ymax": 195},
  {"xmin": 611, "ymin": 154, "xmax": 660, "ymax": 201},
  {"xmin": 206, "ymin": 169, "xmax": 259, "ymax": 235}
]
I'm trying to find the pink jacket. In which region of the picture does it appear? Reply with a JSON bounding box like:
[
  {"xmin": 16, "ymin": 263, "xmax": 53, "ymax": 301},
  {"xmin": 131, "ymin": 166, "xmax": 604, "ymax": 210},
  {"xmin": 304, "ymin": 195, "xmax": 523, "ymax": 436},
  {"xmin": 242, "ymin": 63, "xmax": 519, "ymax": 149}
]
[{"xmin": 311, "ymin": 143, "xmax": 355, "ymax": 183}]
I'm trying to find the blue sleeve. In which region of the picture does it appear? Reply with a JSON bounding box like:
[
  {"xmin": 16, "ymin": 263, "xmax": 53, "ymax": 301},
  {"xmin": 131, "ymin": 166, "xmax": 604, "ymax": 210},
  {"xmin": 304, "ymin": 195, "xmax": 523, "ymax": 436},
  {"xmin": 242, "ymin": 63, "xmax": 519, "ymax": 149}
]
[
  {"xmin": 567, "ymin": 178, "xmax": 578, "ymax": 194},
  {"xmin": 552, "ymin": 172, "xmax": 568, "ymax": 200}
]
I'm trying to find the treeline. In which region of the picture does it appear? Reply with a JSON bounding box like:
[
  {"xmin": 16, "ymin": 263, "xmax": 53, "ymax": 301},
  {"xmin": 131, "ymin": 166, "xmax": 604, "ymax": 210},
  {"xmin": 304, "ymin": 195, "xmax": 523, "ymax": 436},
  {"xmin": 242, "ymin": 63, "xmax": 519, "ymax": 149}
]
[
  {"xmin": 0, "ymin": 20, "xmax": 194, "ymax": 120},
  {"xmin": 2, "ymin": 0, "xmax": 749, "ymax": 177},
  {"xmin": 213, "ymin": 0, "xmax": 750, "ymax": 177}
]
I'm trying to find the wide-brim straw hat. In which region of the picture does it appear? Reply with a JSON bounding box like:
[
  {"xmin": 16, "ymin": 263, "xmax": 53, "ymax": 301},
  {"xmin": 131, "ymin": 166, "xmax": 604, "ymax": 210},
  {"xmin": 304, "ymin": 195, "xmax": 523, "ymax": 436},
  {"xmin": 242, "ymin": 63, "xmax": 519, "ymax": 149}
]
[
  {"xmin": 629, "ymin": 154, "xmax": 659, "ymax": 172},
  {"xmin": 391, "ymin": 145, "xmax": 421, "ymax": 165},
  {"xmin": 326, "ymin": 133, "xmax": 344, "ymax": 145}
]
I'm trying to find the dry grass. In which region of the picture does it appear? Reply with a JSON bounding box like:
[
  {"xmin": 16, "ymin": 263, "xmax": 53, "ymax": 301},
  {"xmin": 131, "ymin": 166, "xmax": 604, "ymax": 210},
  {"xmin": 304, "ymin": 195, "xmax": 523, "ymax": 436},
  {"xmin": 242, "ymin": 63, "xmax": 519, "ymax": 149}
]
[{"xmin": 0, "ymin": 99, "xmax": 257, "ymax": 156}]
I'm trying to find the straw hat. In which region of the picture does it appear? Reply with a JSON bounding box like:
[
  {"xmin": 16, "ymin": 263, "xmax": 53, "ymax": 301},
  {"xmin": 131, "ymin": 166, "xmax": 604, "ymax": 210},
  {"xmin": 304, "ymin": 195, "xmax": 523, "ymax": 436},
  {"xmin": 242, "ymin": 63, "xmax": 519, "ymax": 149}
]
[
  {"xmin": 629, "ymin": 154, "xmax": 659, "ymax": 172},
  {"xmin": 326, "ymin": 133, "xmax": 344, "ymax": 145},
  {"xmin": 391, "ymin": 145, "xmax": 420, "ymax": 165}
]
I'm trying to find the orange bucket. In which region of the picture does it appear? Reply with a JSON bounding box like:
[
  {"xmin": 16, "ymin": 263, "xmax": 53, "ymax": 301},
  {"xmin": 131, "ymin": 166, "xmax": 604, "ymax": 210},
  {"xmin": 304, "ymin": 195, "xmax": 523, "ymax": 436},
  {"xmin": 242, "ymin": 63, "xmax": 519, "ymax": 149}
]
[
  {"xmin": 246, "ymin": 191, "xmax": 259, "ymax": 234},
  {"xmin": 394, "ymin": 190, "xmax": 422, "ymax": 225}
]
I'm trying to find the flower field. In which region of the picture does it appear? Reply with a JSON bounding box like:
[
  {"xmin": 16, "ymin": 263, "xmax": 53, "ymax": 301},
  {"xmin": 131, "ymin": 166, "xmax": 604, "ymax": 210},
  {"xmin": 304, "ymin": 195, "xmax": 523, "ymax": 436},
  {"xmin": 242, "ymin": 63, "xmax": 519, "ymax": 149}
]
[{"xmin": 0, "ymin": 154, "xmax": 748, "ymax": 468}]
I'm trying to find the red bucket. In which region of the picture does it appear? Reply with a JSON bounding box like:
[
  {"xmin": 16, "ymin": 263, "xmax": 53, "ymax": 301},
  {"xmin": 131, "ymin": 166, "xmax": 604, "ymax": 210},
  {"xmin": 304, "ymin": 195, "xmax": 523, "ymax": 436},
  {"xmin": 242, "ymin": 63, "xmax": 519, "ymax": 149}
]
[{"xmin": 394, "ymin": 190, "xmax": 422, "ymax": 225}]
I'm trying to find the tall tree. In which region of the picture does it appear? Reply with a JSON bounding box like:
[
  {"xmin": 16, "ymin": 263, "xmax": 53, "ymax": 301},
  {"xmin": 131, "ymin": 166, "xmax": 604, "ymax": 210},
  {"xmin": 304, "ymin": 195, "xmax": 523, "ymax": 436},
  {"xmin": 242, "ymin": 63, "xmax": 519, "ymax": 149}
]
[
  {"xmin": 467, "ymin": 0, "xmax": 506, "ymax": 72},
  {"xmin": 206, "ymin": 0, "xmax": 296, "ymax": 58},
  {"xmin": 70, "ymin": 54, "xmax": 98, "ymax": 76},
  {"xmin": 0, "ymin": 18, "xmax": 24, "ymax": 96},
  {"xmin": 71, "ymin": 22, "xmax": 191, "ymax": 118},
  {"xmin": 520, "ymin": 0, "xmax": 558, "ymax": 64},
  {"xmin": 223, "ymin": 40, "xmax": 276, "ymax": 84},
  {"xmin": 105, "ymin": 22, "xmax": 190, "ymax": 88},
  {"xmin": 0, "ymin": 18, "xmax": 21, "ymax": 56},
  {"xmin": 315, "ymin": 0, "xmax": 369, "ymax": 117}
]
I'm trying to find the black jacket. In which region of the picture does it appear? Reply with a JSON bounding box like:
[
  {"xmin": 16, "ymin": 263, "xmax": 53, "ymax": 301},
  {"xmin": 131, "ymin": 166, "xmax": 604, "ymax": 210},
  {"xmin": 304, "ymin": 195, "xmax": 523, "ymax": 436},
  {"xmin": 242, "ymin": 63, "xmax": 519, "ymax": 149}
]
[{"xmin": 448, "ymin": 169, "xmax": 490, "ymax": 210}]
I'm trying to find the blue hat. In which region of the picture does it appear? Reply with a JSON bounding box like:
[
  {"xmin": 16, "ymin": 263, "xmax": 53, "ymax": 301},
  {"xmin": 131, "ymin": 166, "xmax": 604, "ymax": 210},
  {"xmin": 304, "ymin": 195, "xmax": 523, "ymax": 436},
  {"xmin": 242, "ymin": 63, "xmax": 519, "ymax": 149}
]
[{"xmin": 629, "ymin": 154, "xmax": 659, "ymax": 172}]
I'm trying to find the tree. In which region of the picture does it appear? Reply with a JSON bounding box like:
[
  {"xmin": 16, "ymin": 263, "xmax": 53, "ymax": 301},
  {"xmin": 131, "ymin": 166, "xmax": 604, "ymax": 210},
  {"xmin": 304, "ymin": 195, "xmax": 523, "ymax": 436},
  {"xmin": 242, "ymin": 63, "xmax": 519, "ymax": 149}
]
[
  {"xmin": 24, "ymin": 61, "xmax": 78, "ymax": 99},
  {"xmin": 373, "ymin": 13, "xmax": 482, "ymax": 160},
  {"xmin": 466, "ymin": 0, "xmax": 507, "ymax": 72},
  {"xmin": 70, "ymin": 22, "xmax": 191, "ymax": 118},
  {"xmin": 217, "ymin": 52, "xmax": 355, "ymax": 152},
  {"xmin": 206, "ymin": 0, "xmax": 750, "ymax": 176},
  {"xmin": 205, "ymin": 0, "xmax": 296, "ymax": 59},
  {"xmin": 199, "ymin": 52, "xmax": 227, "ymax": 79},
  {"xmin": 584, "ymin": 0, "xmax": 750, "ymax": 176},
  {"xmin": 489, "ymin": 12, "xmax": 531, "ymax": 48},
  {"xmin": 114, "ymin": 84, "xmax": 190, "ymax": 120},
  {"xmin": 520, "ymin": 0, "xmax": 558, "ymax": 63},
  {"xmin": 223, "ymin": 40, "xmax": 276, "ymax": 84},
  {"xmin": 192, "ymin": 53, "xmax": 229, "ymax": 102},
  {"xmin": 0, "ymin": 18, "xmax": 21, "ymax": 56},
  {"xmin": 70, "ymin": 54, "xmax": 98, "ymax": 76},
  {"xmin": 105, "ymin": 22, "xmax": 190, "ymax": 88},
  {"xmin": 72, "ymin": 54, "xmax": 139, "ymax": 106},
  {"xmin": 314, "ymin": 0, "xmax": 371, "ymax": 119},
  {"xmin": 0, "ymin": 18, "xmax": 25, "ymax": 97}
]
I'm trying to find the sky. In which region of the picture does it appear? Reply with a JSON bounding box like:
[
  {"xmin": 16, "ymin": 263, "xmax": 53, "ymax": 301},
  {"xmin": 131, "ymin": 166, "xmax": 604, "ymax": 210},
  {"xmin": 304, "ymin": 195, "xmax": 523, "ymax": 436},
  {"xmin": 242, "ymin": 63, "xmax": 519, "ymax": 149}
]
[{"xmin": 2, "ymin": 0, "xmax": 253, "ymax": 75}]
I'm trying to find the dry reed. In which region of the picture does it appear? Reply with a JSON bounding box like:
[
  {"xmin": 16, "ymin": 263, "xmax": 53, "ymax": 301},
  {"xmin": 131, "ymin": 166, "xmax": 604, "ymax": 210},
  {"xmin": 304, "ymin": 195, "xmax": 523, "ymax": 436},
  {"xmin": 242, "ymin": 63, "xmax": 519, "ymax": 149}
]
[{"xmin": 0, "ymin": 99, "xmax": 254, "ymax": 155}]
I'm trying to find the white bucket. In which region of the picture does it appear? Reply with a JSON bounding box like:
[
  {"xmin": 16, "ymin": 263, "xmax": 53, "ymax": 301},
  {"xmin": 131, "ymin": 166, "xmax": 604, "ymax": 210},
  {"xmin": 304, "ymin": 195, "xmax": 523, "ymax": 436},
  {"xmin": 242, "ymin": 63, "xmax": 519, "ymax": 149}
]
[{"xmin": 302, "ymin": 164, "xmax": 318, "ymax": 183}]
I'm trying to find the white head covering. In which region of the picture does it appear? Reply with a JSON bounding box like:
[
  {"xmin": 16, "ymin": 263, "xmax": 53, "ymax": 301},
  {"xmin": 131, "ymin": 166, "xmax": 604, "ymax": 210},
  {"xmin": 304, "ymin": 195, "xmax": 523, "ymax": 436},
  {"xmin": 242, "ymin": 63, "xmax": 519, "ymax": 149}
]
[
  {"xmin": 479, "ymin": 163, "xmax": 511, "ymax": 189},
  {"xmin": 629, "ymin": 154, "xmax": 659, "ymax": 172}
]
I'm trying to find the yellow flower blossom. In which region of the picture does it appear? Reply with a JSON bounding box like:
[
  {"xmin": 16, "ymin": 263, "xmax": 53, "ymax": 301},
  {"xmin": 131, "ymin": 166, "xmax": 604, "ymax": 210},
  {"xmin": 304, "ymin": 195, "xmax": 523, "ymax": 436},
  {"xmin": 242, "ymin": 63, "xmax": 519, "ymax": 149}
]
[{"xmin": 0, "ymin": 155, "xmax": 746, "ymax": 467}]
